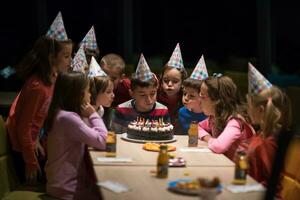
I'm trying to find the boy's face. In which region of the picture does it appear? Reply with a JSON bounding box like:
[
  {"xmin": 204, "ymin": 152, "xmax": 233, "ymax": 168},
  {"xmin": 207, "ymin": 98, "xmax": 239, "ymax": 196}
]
[
  {"xmin": 130, "ymin": 86, "xmax": 157, "ymax": 112},
  {"xmin": 101, "ymin": 64, "xmax": 123, "ymax": 89},
  {"xmin": 182, "ymin": 86, "xmax": 202, "ymax": 112},
  {"xmin": 162, "ymin": 68, "xmax": 182, "ymax": 97}
]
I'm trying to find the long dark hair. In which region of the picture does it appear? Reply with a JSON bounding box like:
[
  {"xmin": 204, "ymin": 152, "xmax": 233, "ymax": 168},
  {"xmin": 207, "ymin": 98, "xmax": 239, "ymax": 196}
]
[
  {"xmin": 203, "ymin": 75, "xmax": 249, "ymax": 135},
  {"xmin": 16, "ymin": 35, "xmax": 72, "ymax": 85},
  {"xmin": 45, "ymin": 71, "xmax": 89, "ymax": 132}
]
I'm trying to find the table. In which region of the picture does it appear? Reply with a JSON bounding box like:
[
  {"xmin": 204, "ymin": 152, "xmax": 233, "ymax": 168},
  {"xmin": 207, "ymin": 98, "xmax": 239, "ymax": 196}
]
[
  {"xmin": 93, "ymin": 166, "xmax": 264, "ymax": 200},
  {"xmin": 89, "ymin": 135, "xmax": 234, "ymax": 167},
  {"xmin": 89, "ymin": 135, "xmax": 265, "ymax": 199}
]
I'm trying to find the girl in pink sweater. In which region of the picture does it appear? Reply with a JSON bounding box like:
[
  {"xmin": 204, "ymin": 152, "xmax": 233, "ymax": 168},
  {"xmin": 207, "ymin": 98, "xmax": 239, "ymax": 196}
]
[
  {"xmin": 198, "ymin": 74, "xmax": 254, "ymax": 160},
  {"xmin": 44, "ymin": 72, "xmax": 107, "ymax": 200}
]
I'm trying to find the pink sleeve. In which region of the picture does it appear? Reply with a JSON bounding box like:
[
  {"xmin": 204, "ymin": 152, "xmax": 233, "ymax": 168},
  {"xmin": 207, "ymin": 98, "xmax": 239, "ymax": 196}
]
[
  {"xmin": 67, "ymin": 112, "xmax": 108, "ymax": 150},
  {"xmin": 207, "ymin": 119, "xmax": 242, "ymax": 153},
  {"xmin": 198, "ymin": 118, "xmax": 211, "ymax": 139}
]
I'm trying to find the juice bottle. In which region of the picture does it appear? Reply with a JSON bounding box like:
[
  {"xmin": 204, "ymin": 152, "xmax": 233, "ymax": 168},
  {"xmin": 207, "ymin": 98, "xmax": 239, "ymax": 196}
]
[
  {"xmin": 233, "ymin": 151, "xmax": 248, "ymax": 184},
  {"xmin": 106, "ymin": 131, "xmax": 116, "ymax": 157},
  {"xmin": 157, "ymin": 144, "xmax": 169, "ymax": 178},
  {"xmin": 188, "ymin": 121, "xmax": 198, "ymax": 147}
]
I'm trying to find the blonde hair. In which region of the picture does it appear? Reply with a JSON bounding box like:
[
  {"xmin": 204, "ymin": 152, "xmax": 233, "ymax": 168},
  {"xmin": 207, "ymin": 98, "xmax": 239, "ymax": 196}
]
[
  {"xmin": 100, "ymin": 53, "xmax": 125, "ymax": 71},
  {"xmin": 247, "ymin": 86, "xmax": 291, "ymax": 137}
]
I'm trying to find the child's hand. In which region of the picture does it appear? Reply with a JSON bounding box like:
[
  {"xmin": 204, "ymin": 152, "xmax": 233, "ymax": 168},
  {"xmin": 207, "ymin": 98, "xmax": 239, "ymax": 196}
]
[
  {"xmin": 81, "ymin": 102, "xmax": 96, "ymax": 118},
  {"xmin": 25, "ymin": 164, "xmax": 41, "ymax": 185},
  {"xmin": 34, "ymin": 138, "xmax": 46, "ymax": 158}
]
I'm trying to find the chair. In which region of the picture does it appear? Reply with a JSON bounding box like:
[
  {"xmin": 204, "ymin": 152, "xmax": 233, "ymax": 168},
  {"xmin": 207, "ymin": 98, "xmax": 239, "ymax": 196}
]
[
  {"xmin": 286, "ymin": 86, "xmax": 300, "ymax": 128},
  {"xmin": 0, "ymin": 115, "xmax": 57, "ymax": 200},
  {"xmin": 281, "ymin": 135, "xmax": 300, "ymax": 200}
]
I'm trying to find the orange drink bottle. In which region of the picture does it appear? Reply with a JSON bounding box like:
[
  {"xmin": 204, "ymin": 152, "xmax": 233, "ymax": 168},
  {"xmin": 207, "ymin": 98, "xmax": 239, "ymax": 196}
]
[
  {"xmin": 157, "ymin": 144, "xmax": 169, "ymax": 178},
  {"xmin": 106, "ymin": 131, "xmax": 117, "ymax": 157},
  {"xmin": 188, "ymin": 121, "xmax": 198, "ymax": 147}
]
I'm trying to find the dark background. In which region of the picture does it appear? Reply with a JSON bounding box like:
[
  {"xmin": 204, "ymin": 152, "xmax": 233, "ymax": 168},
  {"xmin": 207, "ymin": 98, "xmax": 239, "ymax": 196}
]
[{"xmin": 1, "ymin": 0, "xmax": 300, "ymax": 91}]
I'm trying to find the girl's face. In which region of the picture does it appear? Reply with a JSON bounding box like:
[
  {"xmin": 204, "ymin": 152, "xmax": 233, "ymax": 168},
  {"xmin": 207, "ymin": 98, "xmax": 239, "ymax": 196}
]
[
  {"xmin": 96, "ymin": 81, "xmax": 115, "ymax": 107},
  {"xmin": 182, "ymin": 86, "xmax": 202, "ymax": 113},
  {"xmin": 82, "ymin": 84, "xmax": 91, "ymax": 104},
  {"xmin": 130, "ymin": 86, "xmax": 157, "ymax": 112},
  {"xmin": 247, "ymin": 96, "xmax": 263, "ymax": 125},
  {"xmin": 162, "ymin": 68, "xmax": 182, "ymax": 97},
  {"xmin": 55, "ymin": 43, "xmax": 73, "ymax": 73},
  {"xmin": 199, "ymin": 83, "xmax": 215, "ymax": 116}
]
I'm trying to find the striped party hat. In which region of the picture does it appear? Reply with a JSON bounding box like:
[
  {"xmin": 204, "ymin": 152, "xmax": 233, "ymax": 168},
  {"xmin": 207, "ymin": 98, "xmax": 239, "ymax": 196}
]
[
  {"xmin": 190, "ymin": 55, "xmax": 208, "ymax": 80},
  {"xmin": 71, "ymin": 45, "xmax": 88, "ymax": 73},
  {"xmin": 46, "ymin": 11, "xmax": 68, "ymax": 41},
  {"xmin": 248, "ymin": 62, "xmax": 272, "ymax": 94},
  {"xmin": 88, "ymin": 56, "xmax": 107, "ymax": 77},
  {"xmin": 80, "ymin": 26, "xmax": 98, "ymax": 51},
  {"xmin": 135, "ymin": 54, "xmax": 153, "ymax": 81},
  {"xmin": 167, "ymin": 43, "xmax": 184, "ymax": 69}
]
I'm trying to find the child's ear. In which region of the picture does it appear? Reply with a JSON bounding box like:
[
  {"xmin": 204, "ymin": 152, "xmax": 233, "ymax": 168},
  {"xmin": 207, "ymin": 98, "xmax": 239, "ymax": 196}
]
[
  {"xmin": 119, "ymin": 73, "xmax": 126, "ymax": 83},
  {"xmin": 258, "ymin": 105, "xmax": 265, "ymax": 113}
]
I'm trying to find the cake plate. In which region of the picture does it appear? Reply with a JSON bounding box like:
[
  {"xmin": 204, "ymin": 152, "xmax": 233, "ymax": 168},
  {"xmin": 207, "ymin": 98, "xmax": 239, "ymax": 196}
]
[{"xmin": 121, "ymin": 133, "xmax": 177, "ymax": 144}]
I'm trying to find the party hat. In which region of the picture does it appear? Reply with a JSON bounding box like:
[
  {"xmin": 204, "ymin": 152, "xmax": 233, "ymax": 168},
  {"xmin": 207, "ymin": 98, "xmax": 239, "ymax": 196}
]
[
  {"xmin": 88, "ymin": 56, "xmax": 107, "ymax": 77},
  {"xmin": 46, "ymin": 11, "xmax": 68, "ymax": 41},
  {"xmin": 167, "ymin": 43, "xmax": 184, "ymax": 69},
  {"xmin": 135, "ymin": 54, "xmax": 153, "ymax": 81},
  {"xmin": 71, "ymin": 45, "xmax": 88, "ymax": 73},
  {"xmin": 80, "ymin": 26, "xmax": 98, "ymax": 51},
  {"xmin": 190, "ymin": 55, "xmax": 208, "ymax": 80},
  {"xmin": 248, "ymin": 62, "xmax": 272, "ymax": 94}
]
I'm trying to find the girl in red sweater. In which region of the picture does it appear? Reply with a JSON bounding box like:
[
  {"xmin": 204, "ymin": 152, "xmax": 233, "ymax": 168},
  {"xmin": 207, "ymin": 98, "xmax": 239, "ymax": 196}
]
[{"xmin": 6, "ymin": 12, "xmax": 73, "ymax": 184}]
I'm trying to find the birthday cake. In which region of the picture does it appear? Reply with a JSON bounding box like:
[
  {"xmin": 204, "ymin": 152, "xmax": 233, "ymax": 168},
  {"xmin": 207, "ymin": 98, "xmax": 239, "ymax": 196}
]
[{"xmin": 127, "ymin": 117, "xmax": 174, "ymax": 140}]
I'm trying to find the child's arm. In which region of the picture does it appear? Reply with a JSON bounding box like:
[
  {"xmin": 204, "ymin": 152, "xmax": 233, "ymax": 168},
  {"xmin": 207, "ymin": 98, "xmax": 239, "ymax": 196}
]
[
  {"xmin": 206, "ymin": 119, "xmax": 242, "ymax": 154},
  {"xmin": 67, "ymin": 112, "xmax": 108, "ymax": 150},
  {"xmin": 17, "ymin": 85, "xmax": 49, "ymax": 175},
  {"xmin": 198, "ymin": 118, "xmax": 212, "ymax": 139}
]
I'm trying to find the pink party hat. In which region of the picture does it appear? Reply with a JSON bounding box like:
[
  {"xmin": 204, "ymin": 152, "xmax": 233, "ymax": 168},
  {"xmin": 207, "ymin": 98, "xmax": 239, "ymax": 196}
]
[
  {"xmin": 80, "ymin": 26, "xmax": 98, "ymax": 51},
  {"xmin": 46, "ymin": 11, "xmax": 68, "ymax": 41},
  {"xmin": 88, "ymin": 56, "xmax": 107, "ymax": 77},
  {"xmin": 135, "ymin": 54, "xmax": 153, "ymax": 81},
  {"xmin": 167, "ymin": 43, "xmax": 184, "ymax": 69},
  {"xmin": 71, "ymin": 45, "xmax": 88, "ymax": 73},
  {"xmin": 190, "ymin": 55, "xmax": 208, "ymax": 80},
  {"xmin": 248, "ymin": 62, "xmax": 272, "ymax": 94}
]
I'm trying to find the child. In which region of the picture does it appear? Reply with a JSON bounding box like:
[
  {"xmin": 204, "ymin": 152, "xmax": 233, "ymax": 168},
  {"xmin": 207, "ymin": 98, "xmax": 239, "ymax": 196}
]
[
  {"xmin": 157, "ymin": 43, "xmax": 187, "ymax": 134},
  {"xmin": 112, "ymin": 54, "xmax": 170, "ymax": 134},
  {"xmin": 5, "ymin": 11, "xmax": 72, "ymax": 184},
  {"xmin": 246, "ymin": 63, "xmax": 291, "ymax": 190},
  {"xmin": 44, "ymin": 71, "xmax": 107, "ymax": 200},
  {"xmin": 88, "ymin": 57, "xmax": 114, "ymax": 124},
  {"xmin": 198, "ymin": 74, "xmax": 254, "ymax": 160},
  {"xmin": 100, "ymin": 53, "xmax": 131, "ymax": 107},
  {"xmin": 179, "ymin": 55, "xmax": 207, "ymax": 134}
]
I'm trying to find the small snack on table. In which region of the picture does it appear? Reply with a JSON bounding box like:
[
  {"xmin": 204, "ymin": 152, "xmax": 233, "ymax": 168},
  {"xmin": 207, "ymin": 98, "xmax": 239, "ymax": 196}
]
[
  {"xmin": 168, "ymin": 177, "xmax": 222, "ymax": 196},
  {"xmin": 143, "ymin": 142, "xmax": 176, "ymax": 152}
]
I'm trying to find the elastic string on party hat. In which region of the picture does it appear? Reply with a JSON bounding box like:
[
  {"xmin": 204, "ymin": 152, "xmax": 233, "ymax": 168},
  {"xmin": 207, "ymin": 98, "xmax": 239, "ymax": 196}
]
[{"xmin": 212, "ymin": 73, "xmax": 223, "ymax": 78}]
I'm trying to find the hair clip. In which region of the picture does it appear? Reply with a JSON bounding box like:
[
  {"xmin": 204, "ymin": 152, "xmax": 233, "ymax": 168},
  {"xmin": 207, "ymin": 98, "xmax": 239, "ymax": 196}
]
[{"xmin": 212, "ymin": 73, "xmax": 223, "ymax": 78}]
